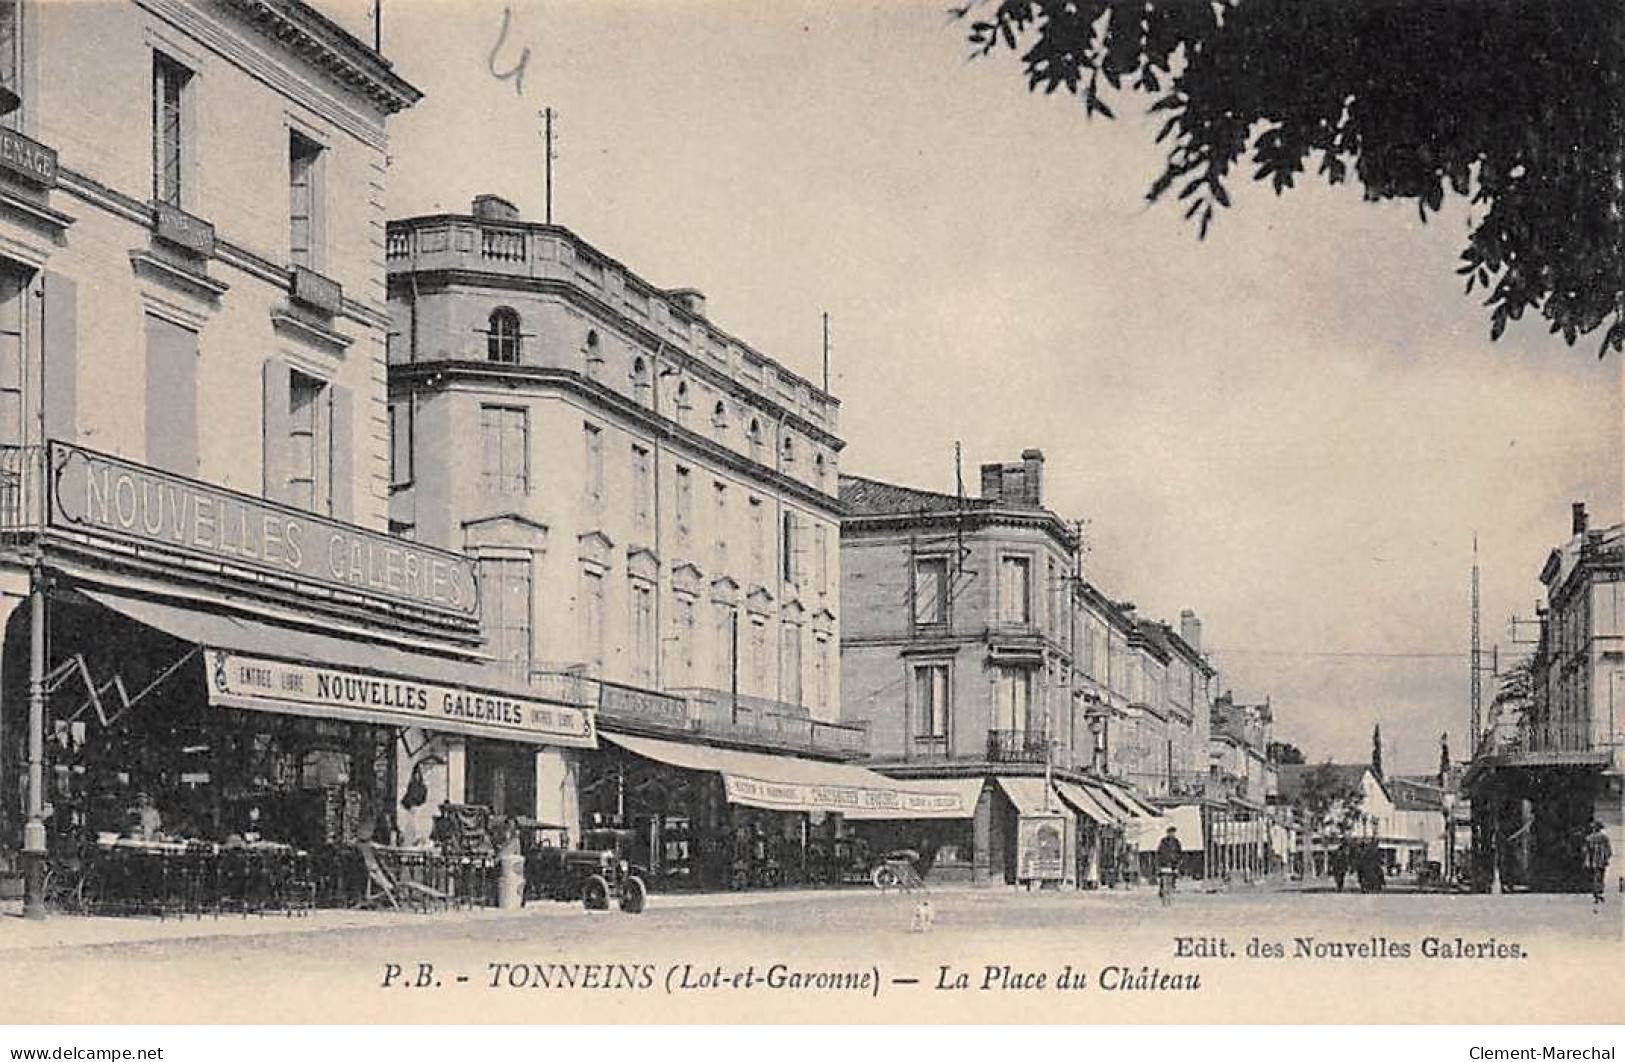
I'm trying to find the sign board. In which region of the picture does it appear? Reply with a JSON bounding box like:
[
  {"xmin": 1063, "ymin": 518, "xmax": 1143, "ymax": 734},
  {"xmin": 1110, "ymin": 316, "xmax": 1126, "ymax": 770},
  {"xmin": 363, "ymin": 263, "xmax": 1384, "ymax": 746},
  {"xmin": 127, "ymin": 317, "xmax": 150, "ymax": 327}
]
[
  {"xmin": 0, "ymin": 127, "xmax": 57, "ymax": 186},
  {"xmin": 209, "ymin": 651, "xmax": 597, "ymax": 749},
  {"xmin": 291, "ymin": 265, "xmax": 343, "ymax": 315},
  {"xmin": 153, "ymin": 202, "xmax": 216, "ymax": 256},
  {"xmin": 48, "ymin": 442, "xmax": 479, "ymax": 620},
  {"xmin": 1017, "ymin": 813, "xmax": 1066, "ymax": 882},
  {"xmin": 598, "ymin": 682, "xmax": 689, "ymax": 727},
  {"xmin": 722, "ymin": 774, "xmax": 975, "ymax": 819}
]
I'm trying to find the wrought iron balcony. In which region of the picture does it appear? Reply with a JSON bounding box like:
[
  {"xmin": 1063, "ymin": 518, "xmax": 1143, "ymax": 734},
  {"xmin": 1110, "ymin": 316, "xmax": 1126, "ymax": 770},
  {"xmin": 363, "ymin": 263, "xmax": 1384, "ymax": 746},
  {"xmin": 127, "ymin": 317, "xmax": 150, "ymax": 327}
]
[
  {"xmin": 986, "ymin": 728, "xmax": 1051, "ymax": 765},
  {"xmin": 0, "ymin": 444, "xmax": 46, "ymax": 535}
]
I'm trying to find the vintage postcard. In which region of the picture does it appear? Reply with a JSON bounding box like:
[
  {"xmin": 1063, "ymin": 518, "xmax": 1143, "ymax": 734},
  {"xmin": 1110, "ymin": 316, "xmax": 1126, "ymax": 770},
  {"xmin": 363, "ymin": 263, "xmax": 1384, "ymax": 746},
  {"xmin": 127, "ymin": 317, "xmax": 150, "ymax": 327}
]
[{"xmin": 0, "ymin": 0, "xmax": 1619, "ymax": 1032}]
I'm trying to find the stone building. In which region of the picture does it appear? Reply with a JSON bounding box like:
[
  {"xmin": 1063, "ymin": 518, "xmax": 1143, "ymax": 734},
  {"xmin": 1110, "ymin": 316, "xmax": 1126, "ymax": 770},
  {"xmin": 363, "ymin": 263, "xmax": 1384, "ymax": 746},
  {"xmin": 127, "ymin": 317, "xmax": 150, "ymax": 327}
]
[
  {"xmin": 1465, "ymin": 501, "xmax": 1623, "ymax": 892},
  {"xmin": 0, "ymin": 1, "xmax": 596, "ymax": 913},
  {"xmin": 839, "ymin": 452, "xmax": 1166, "ymax": 887}
]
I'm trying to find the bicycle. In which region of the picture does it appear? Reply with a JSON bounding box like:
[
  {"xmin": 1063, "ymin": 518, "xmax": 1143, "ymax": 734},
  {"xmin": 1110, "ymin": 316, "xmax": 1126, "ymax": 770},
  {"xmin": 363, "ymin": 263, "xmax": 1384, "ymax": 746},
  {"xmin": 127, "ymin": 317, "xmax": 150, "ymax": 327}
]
[{"xmin": 1157, "ymin": 867, "xmax": 1177, "ymax": 907}]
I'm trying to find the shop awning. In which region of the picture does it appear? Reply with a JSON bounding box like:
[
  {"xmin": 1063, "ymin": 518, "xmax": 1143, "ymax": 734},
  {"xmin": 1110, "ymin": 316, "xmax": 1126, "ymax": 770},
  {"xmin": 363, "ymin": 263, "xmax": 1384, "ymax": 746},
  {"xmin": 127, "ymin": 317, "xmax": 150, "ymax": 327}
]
[
  {"xmin": 1054, "ymin": 781, "xmax": 1121, "ymax": 826},
  {"xmin": 994, "ymin": 776, "xmax": 1065, "ymax": 817},
  {"xmin": 1160, "ymin": 804, "xmax": 1205, "ymax": 848},
  {"xmin": 603, "ymin": 732, "xmax": 980, "ymax": 819},
  {"xmin": 77, "ymin": 588, "xmax": 597, "ymax": 749}
]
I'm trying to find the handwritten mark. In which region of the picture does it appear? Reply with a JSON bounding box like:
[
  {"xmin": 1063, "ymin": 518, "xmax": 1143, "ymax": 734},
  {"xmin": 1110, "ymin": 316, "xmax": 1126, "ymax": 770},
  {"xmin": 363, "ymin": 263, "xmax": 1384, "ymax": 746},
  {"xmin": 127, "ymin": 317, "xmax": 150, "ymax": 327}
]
[{"xmin": 487, "ymin": 6, "xmax": 532, "ymax": 96}]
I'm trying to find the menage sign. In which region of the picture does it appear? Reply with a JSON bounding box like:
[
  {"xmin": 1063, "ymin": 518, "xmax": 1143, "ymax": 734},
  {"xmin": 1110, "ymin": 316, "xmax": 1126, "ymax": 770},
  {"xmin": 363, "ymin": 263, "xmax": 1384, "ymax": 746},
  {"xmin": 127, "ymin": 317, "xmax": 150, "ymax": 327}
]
[{"xmin": 48, "ymin": 442, "xmax": 479, "ymax": 620}]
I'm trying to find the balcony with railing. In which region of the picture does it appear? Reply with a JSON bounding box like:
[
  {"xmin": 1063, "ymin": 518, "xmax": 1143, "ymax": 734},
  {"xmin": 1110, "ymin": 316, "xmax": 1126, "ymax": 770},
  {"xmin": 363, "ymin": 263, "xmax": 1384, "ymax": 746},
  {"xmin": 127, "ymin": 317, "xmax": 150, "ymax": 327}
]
[
  {"xmin": 0, "ymin": 444, "xmax": 46, "ymax": 536},
  {"xmin": 986, "ymin": 728, "xmax": 1050, "ymax": 765},
  {"xmin": 1482, "ymin": 716, "xmax": 1621, "ymax": 768}
]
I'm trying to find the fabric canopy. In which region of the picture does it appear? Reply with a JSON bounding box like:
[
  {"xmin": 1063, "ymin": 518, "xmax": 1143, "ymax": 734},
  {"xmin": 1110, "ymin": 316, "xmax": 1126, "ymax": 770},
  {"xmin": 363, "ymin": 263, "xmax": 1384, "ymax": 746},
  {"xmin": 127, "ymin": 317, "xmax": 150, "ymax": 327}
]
[
  {"xmin": 77, "ymin": 587, "xmax": 598, "ymax": 749},
  {"xmin": 995, "ymin": 776, "xmax": 1069, "ymax": 819},
  {"xmin": 604, "ymin": 732, "xmax": 981, "ymax": 819},
  {"xmin": 1055, "ymin": 781, "xmax": 1121, "ymax": 826},
  {"xmin": 1161, "ymin": 804, "xmax": 1205, "ymax": 848}
]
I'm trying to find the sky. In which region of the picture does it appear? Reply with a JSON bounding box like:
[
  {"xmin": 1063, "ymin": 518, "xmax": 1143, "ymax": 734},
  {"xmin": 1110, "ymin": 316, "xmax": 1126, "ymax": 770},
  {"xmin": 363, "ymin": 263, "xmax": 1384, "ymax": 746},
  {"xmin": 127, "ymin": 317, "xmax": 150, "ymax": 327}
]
[{"xmin": 327, "ymin": 0, "xmax": 1622, "ymax": 775}]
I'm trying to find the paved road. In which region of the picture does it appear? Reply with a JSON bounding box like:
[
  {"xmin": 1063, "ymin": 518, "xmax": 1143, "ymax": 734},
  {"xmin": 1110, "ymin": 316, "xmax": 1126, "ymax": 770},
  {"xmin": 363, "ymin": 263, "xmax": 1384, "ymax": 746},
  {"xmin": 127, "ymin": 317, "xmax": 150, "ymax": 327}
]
[{"xmin": 2, "ymin": 886, "xmax": 1619, "ymax": 1023}]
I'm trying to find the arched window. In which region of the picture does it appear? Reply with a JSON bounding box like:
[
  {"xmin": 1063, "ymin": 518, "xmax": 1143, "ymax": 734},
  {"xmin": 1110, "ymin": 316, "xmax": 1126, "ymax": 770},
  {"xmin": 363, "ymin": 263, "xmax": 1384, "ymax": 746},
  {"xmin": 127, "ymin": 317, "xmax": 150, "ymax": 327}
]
[
  {"xmin": 674, "ymin": 380, "xmax": 691, "ymax": 425},
  {"xmin": 781, "ymin": 435, "xmax": 795, "ymax": 465},
  {"xmin": 747, "ymin": 418, "xmax": 763, "ymax": 461},
  {"xmin": 712, "ymin": 400, "xmax": 728, "ymax": 430},
  {"xmin": 631, "ymin": 356, "xmax": 650, "ymax": 402},
  {"xmin": 487, "ymin": 307, "xmax": 521, "ymax": 363},
  {"xmin": 814, "ymin": 452, "xmax": 826, "ymax": 486}
]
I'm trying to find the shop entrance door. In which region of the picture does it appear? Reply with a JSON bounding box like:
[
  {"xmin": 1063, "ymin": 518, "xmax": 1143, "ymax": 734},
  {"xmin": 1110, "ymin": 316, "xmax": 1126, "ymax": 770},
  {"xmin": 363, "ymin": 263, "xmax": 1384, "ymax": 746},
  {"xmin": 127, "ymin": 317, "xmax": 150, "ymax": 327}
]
[{"xmin": 466, "ymin": 740, "xmax": 536, "ymax": 819}]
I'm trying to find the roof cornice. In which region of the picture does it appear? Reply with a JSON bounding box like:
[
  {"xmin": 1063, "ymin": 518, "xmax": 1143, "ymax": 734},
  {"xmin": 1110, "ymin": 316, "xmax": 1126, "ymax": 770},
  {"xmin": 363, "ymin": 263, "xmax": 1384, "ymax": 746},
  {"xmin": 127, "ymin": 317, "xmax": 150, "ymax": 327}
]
[{"xmin": 221, "ymin": 0, "xmax": 423, "ymax": 113}]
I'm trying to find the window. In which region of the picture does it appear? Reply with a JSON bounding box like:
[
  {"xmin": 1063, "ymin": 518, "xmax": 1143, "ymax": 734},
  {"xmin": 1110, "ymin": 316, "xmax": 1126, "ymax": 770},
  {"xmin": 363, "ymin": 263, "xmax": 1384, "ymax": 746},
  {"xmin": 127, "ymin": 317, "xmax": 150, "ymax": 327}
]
[
  {"xmin": 674, "ymin": 380, "xmax": 691, "ymax": 425},
  {"xmin": 152, "ymin": 53, "xmax": 192, "ymax": 208},
  {"xmin": 998, "ymin": 555, "xmax": 1031, "ymax": 625},
  {"xmin": 673, "ymin": 595, "xmax": 696, "ymax": 685},
  {"xmin": 814, "ymin": 453, "xmax": 826, "ymax": 489},
  {"xmin": 584, "ymin": 329, "xmax": 603, "ymax": 378},
  {"xmin": 675, "ymin": 465, "xmax": 693, "ymax": 542},
  {"xmin": 712, "ymin": 602, "xmax": 736, "ymax": 688},
  {"xmin": 582, "ymin": 422, "xmax": 604, "ymax": 505},
  {"xmin": 914, "ymin": 663, "xmax": 950, "ymax": 738},
  {"xmin": 0, "ymin": 267, "xmax": 25, "ymax": 450},
  {"xmin": 814, "ymin": 524, "xmax": 828, "ymax": 594},
  {"xmin": 487, "ymin": 307, "xmax": 521, "ymax": 363},
  {"xmin": 479, "ymin": 405, "xmax": 528, "ymax": 494},
  {"xmin": 781, "ymin": 511, "xmax": 799, "ymax": 584},
  {"xmin": 480, "ymin": 556, "xmax": 532, "ymax": 681},
  {"xmin": 814, "ymin": 634, "xmax": 831, "ymax": 714},
  {"xmin": 286, "ymin": 370, "xmax": 325, "ymax": 510},
  {"xmin": 631, "ymin": 356, "xmax": 650, "ymax": 402},
  {"xmin": 0, "ymin": 0, "xmax": 21, "ymax": 128},
  {"xmin": 388, "ymin": 399, "xmax": 413, "ymax": 486},
  {"xmin": 747, "ymin": 418, "xmax": 763, "ymax": 463},
  {"xmin": 748, "ymin": 496, "xmax": 765, "ymax": 582},
  {"xmin": 630, "ymin": 579, "xmax": 656, "ymax": 686},
  {"xmin": 780, "ymin": 621, "xmax": 802, "ymax": 706},
  {"xmin": 712, "ymin": 481, "xmax": 729, "ymax": 568},
  {"xmin": 749, "ymin": 615, "xmax": 768, "ymax": 692},
  {"xmin": 289, "ymin": 131, "xmax": 324, "ymax": 269},
  {"xmin": 913, "ymin": 556, "xmax": 949, "ymax": 626},
  {"xmin": 781, "ymin": 435, "xmax": 795, "ymax": 466},
  {"xmin": 631, "ymin": 444, "xmax": 652, "ymax": 534},
  {"xmin": 580, "ymin": 567, "xmax": 605, "ymax": 677},
  {"xmin": 994, "ymin": 667, "xmax": 1032, "ymax": 734},
  {"xmin": 712, "ymin": 400, "xmax": 727, "ymax": 431}
]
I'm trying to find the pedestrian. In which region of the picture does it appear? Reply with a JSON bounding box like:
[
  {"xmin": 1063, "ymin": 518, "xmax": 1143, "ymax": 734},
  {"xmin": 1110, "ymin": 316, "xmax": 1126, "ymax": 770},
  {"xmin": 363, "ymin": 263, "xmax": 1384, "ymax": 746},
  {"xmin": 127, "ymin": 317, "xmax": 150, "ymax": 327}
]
[
  {"xmin": 1582, "ymin": 821, "xmax": 1611, "ymax": 907},
  {"xmin": 1156, "ymin": 826, "xmax": 1183, "ymax": 907},
  {"xmin": 1330, "ymin": 839, "xmax": 1349, "ymax": 893}
]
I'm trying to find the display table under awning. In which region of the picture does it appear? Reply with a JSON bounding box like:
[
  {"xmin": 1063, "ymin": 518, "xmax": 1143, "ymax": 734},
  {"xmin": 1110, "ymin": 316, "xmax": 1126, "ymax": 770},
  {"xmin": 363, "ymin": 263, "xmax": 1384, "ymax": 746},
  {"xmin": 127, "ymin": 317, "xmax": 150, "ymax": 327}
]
[
  {"xmin": 603, "ymin": 732, "xmax": 981, "ymax": 818},
  {"xmin": 75, "ymin": 587, "xmax": 597, "ymax": 748}
]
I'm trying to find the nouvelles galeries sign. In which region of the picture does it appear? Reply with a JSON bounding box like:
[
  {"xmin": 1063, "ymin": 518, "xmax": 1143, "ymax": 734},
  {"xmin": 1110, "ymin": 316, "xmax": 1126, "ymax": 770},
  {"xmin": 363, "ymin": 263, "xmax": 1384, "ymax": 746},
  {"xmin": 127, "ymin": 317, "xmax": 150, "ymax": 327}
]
[{"xmin": 47, "ymin": 442, "xmax": 478, "ymax": 619}]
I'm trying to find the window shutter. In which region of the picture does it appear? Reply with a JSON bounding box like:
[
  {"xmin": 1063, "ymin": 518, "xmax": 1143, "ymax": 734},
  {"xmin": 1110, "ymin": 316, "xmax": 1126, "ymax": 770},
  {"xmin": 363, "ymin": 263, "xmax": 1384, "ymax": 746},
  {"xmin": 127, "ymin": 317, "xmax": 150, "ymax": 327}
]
[
  {"xmin": 262, "ymin": 358, "xmax": 292, "ymax": 502},
  {"xmin": 328, "ymin": 382, "xmax": 353, "ymax": 520},
  {"xmin": 40, "ymin": 271, "xmax": 76, "ymax": 443},
  {"xmin": 144, "ymin": 315, "xmax": 198, "ymax": 475}
]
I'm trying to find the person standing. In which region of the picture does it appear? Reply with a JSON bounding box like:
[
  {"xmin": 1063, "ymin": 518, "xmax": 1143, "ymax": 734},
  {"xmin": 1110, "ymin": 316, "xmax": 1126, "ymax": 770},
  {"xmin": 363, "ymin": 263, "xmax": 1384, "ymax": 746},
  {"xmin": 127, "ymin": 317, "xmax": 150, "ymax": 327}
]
[{"xmin": 1582, "ymin": 821, "xmax": 1612, "ymax": 907}]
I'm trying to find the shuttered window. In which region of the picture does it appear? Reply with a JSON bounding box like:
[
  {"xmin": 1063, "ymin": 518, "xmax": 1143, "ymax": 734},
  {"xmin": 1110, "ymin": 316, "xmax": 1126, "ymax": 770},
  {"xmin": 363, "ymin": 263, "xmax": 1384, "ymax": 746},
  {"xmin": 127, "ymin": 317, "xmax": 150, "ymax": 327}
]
[{"xmin": 152, "ymin": 53, "xmax": 190, "ymax": 208}]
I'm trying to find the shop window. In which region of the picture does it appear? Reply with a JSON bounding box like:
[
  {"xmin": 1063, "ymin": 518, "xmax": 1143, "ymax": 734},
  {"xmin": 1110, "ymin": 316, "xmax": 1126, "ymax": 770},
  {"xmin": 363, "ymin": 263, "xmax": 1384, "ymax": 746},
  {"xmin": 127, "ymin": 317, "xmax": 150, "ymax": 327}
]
[
  {"xmin": 913, "ymin": 663, "xmax": 949, "ymax": 738},
  {"xmin": 466, "ymin": 739, "xmax": 536, "ymax": 819},
  {"xmin": 288, "ymin": 130, "xmax": 325, "ymax": 270},
  {"xmin": 479, "ymin": 404, "xmax": 528, "ymax": 494},
  {"xmin": 487, "ymin": 306, "xmax": 521, "ymax": 364},
  {"xmin": 152, "ymin": 52, "xmax": 193, "ymax": 208}
]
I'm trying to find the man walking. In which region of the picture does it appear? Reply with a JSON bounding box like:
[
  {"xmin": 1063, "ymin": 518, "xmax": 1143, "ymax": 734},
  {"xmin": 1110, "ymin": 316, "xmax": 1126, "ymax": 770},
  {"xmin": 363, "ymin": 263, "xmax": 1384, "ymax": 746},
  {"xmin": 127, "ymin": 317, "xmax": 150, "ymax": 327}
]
[{"xmin": 1582, "ymin": 821, "xmax": 1611, "ymax": 907}]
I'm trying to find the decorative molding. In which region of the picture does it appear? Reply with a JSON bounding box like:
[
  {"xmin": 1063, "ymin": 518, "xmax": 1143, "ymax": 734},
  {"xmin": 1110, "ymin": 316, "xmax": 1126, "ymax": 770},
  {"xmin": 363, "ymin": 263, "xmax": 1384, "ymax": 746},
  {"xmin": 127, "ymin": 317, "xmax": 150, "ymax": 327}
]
[
  {"xmin": 271, "ymin": 306, "xmax": 354, "ymax": 352},
  {"xmin": 0, "ymin": 187, "xmax": 74, "ymax": 237},
  {"xmin": 129, "ymin": 249, "xmax": 230, "ymax": 302}
]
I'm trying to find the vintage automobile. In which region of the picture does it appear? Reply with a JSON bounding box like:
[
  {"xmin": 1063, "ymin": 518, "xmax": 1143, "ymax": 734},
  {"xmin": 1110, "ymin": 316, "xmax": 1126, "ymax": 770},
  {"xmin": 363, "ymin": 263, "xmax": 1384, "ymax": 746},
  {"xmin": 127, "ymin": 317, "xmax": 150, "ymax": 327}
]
[{"xmin": 525, "ymin": 827, "xmax": 648, "ymax": 913}]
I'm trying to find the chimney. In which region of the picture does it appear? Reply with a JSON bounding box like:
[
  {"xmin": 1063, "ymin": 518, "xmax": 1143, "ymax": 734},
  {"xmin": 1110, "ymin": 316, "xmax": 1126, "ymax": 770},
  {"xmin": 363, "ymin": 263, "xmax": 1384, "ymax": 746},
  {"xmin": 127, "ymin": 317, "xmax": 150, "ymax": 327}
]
[
  {"xmin": 666, "ymin": 287, "xmax": 707, "ymax": 318},
  {"xmin": 471, "ymin": 194, "xmax": 521, "ymax": 222},
  {"xmin": 980, "ymin": 462, "xmax": 1003, "ymax": 501},
  {"xmin": 1180, "ymin": 608, "xmax": 1202, "ymax": 653},
  {"xmin": 1572, "ymin": 501, "xmax": 1588, "ymax": 536},
  {"xmin": 1020, "ymin": 448, "xmax": 1044, "ymax": 506}
]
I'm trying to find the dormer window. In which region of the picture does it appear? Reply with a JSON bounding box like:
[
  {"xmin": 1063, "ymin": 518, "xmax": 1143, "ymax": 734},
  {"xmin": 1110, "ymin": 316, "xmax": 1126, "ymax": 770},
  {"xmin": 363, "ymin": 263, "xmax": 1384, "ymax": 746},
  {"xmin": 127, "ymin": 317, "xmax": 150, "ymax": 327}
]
[{"xmin": 487, "ymin": 307, "xmax": 521, "ymax": 363}]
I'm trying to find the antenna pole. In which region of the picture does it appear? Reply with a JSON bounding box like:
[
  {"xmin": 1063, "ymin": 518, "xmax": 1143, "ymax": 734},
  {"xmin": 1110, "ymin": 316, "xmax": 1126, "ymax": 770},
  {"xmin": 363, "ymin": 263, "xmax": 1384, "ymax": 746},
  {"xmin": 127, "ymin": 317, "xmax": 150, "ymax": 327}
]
[
  {"xmin": 821, "ymin": 311, "xmax": 830, "ymax": 394},
  {"xmin": 542, "ymin": 107, "xmax": 555, "ymax": 224},
  {"xmin": 1471, "ymin": 534, "xmax": 1482, "ymax": 747},
  {"xmin": 372, "ymin": 0, "xmax": 381, "ymax": 51}
]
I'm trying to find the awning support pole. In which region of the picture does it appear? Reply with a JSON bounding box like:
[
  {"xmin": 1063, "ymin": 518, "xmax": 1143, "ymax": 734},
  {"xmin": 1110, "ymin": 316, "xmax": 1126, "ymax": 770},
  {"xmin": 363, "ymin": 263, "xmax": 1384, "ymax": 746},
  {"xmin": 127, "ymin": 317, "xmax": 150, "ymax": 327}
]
[{"xmin": 22, "ymin": 566, "xmax": 47, "ymax": 921}]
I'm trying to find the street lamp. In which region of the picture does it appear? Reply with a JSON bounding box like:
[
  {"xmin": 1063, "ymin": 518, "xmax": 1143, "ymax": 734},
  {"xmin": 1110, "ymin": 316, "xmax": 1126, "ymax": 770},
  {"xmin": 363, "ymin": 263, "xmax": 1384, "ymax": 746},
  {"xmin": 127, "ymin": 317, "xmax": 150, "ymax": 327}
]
[{"xmin": 1441, "ymin": 791, "xmax": 1457, "ymax": 888}]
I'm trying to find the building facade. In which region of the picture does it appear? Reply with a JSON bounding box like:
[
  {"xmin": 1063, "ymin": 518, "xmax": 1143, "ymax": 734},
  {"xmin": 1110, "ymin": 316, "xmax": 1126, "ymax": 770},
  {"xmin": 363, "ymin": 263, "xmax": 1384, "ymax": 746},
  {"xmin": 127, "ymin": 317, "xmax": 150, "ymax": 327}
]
[
  {"xmin": 386, "ymin": 197, "xmax": 964, "ymax": 890},
  {"xmin": 840, "ymin": 452, "xmax": 1186, "ymax": 887},
  {"xmin": 0, "ymin": 1, "xmax": 609, "ymax": 914},
  {"xmin": 1465, "ymin": 502, "xmax": 1624, "ymax": 892}
]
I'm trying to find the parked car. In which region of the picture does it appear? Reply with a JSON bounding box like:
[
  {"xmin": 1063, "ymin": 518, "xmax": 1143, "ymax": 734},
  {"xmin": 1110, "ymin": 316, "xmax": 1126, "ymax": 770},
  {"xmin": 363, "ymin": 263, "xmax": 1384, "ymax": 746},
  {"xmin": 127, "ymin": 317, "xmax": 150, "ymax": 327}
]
[{"xmin": 526, "ymin": 828, "xmax": 648, "ymax": 913}]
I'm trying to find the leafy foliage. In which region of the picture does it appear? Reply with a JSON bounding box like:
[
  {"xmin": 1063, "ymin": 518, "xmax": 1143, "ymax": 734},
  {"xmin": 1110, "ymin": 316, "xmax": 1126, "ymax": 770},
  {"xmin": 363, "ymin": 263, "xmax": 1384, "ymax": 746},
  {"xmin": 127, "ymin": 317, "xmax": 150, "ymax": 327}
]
[
  {"xmin": 1371, "ymin": 723, "xmax": 1384, "ymax": 781},
  {"xmin": 957, "ymin": 0, "xmax": 1625, "ymax": 354},
  {"xmin": 1293, "ymin": 762, "xmax": 1366, "ymax": 838},
  {"xmin": 1267, "ymin": 740, "xmax": 1305, "ymax": 765}
]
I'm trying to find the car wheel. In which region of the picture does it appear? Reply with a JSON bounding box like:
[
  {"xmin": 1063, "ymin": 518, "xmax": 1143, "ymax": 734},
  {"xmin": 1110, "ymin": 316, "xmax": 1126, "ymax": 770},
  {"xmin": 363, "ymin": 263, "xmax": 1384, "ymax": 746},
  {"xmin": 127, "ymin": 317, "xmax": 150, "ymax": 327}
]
[
  {"xmin": 619, "ymin": 875, "xmax": 647, "ymax": 914},
  {"xmin": 583, "ymin": 874, "xmax": 611, "ymax": 911},
  {"xmin": 872, "ymin": 865, "xmax": 899, "ymax": 891}
]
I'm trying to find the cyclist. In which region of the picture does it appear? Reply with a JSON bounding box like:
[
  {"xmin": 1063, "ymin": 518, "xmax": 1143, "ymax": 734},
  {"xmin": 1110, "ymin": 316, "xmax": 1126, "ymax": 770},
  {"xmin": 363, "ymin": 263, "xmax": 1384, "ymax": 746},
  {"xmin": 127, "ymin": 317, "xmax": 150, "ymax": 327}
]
[{"xmin": 1156, "ymin": 825, "xmax": 1183, "ymax": 906}]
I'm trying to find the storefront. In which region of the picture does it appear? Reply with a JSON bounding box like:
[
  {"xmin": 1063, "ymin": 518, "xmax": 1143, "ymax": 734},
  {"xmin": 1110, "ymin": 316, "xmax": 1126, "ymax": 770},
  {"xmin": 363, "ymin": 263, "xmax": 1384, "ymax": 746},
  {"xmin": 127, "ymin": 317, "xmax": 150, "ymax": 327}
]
[{"xmin": 577, "ymin": 731, "xmax": 980, "ymax": 891}]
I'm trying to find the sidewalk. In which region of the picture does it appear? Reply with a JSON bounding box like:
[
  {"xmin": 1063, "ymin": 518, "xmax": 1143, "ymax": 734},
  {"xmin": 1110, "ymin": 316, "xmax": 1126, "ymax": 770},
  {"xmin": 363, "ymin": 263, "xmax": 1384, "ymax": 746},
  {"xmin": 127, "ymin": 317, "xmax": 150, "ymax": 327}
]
[{"xmin": 0, "ymin": 884, "xmax": 951, "ymax": 953}]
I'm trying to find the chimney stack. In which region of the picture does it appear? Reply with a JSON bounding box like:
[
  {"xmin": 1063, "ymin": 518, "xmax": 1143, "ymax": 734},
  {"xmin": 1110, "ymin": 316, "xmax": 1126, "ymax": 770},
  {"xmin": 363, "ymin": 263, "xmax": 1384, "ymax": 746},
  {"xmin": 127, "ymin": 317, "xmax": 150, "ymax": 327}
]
[
  {"xmin": 1180, "ymin": 608, "xmax": 1202, "ymax": 653},
  {"xmin": 1572, "ymin": 501, "xmax": 1588, "ymax": 536},
  {"xmin": 979, "ymin": 462, "xmax": 1003, "ymax": 501},
  {"xmin": 1020, "ymin": 448, "xmax": 1044, "ymax": 507},
  {"xmin": 471, "ymin": 194, "xmax": 521, "ymax": 222},
  {"xmin": 666, "ymin": 287, "xmax": 707, "ymax": 318}
]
